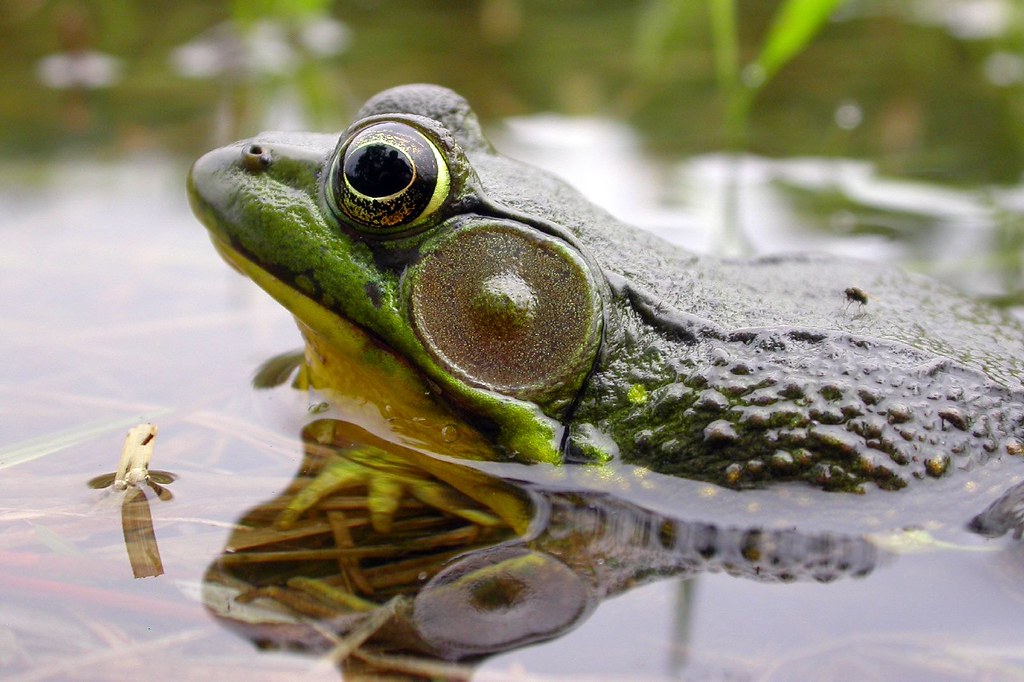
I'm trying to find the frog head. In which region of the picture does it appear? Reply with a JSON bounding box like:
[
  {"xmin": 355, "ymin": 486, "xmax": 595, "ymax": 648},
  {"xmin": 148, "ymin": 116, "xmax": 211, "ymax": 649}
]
[{"xmin": 188, "ymin": 84, "xmax": 610, "ymax": 464}]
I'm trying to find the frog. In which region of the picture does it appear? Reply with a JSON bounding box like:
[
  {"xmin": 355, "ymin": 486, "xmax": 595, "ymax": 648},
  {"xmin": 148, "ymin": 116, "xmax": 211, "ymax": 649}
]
[{"xmin": 188, "ymin": 84, "xmax": 1024, "ymax": 535}]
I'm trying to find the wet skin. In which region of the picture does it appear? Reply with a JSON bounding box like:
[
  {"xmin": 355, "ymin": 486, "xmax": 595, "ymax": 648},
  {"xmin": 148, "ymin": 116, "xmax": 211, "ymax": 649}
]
[{"xmin": 188, "ymin": 84, "xmax": 1024, "ymax": 497}]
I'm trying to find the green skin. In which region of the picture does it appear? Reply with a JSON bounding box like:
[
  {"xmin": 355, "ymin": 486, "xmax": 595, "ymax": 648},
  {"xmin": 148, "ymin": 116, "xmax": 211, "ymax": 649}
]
[{"xmin": 189, "ymin": 84, "xmax": 1024, "ymax": 494}]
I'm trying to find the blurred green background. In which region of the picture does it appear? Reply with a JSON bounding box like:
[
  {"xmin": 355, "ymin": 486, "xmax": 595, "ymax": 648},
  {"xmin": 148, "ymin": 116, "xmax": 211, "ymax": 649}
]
[{"xmin": 5, "ymin": 0, "xmax": 1024, "ymax": 184}]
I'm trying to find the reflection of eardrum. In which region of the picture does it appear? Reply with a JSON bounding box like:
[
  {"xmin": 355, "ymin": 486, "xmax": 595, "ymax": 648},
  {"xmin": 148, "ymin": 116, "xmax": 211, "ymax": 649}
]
[{"xmin": 413, "ymin": 546, "xmax": 592, "ymax": 659}]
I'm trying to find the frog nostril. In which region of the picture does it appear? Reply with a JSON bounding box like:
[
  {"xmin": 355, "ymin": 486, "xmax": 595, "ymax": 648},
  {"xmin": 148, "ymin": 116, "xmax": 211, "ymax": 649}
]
[{"xmin": 242, "ymin": 144, "xmax": 271, "ymax": 172}]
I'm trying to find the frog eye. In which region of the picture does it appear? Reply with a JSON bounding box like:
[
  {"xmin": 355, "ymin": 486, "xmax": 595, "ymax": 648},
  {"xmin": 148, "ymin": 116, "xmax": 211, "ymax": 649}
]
[
  {"xmin": 406, "ymin": 223, "xmax": 602, "ymax": 408},
  {"xmin": 326, "ymin": 121, "xmax": 451, "ymax": 234}
]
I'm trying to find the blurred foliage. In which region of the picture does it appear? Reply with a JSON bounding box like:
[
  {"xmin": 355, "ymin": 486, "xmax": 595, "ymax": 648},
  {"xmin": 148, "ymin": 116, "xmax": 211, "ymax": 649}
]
[
  {"xmin": 753, "ymin": 0, "xmax": 845, "ymax": 85},
  {"xmin": 628, "ymin": 0, "xmax": 1024, "ymax": 183},
  {"xmin": 661, "ymin": 0, "xmax": 847, "ymax": 147},
  {"xmin": 231, "ymin": 0, "xmax": 332, "ymax": 23},
  {"xmin": 1, "ymin": 0, "xmax": 1024, "ymax": 183}
]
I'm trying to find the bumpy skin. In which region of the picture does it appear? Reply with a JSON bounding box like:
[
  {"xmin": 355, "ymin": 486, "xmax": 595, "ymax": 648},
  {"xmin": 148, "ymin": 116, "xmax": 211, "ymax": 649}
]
[
  {"xmin": 373, "ymin": 88, "xmax": 1024, "ymax": 491},
  {"xmin": 190, "ymin": 84, "xmax": 1024, "ymax": 493},
  {"xmin": 565, "ymin": 245, "xmax": 1024, "ymax": 489}
]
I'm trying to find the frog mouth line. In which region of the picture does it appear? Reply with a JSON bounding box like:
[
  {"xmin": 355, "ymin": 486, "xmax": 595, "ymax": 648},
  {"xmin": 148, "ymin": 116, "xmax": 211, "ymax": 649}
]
[
  {"xmin": 207, "ymin": 234, "xmax": 249, "ymax": 277},
  {"xmin": 206, "ymin": 234, "xmax": 512, "ymax": 460},
  {"xmin": 206, "ymin": 234, "xmax": 399, "ymax": 368}
]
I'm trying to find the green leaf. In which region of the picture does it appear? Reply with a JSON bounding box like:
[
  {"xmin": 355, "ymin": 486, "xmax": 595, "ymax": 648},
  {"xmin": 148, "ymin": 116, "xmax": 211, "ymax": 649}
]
[
  {"xmin": 709, "ymin": 0, "xmax": 739, "ymax": 91},
  {"xmin": 633, "ymin": 0, "xmax": 693, "ymax": 80},
  {"xmin": 752, "ymin": 0, "xmax": 846, "ymax": 87},
  {"xmin": 231, "ymin": 0, "xmax": 331, "ymax": 23}
]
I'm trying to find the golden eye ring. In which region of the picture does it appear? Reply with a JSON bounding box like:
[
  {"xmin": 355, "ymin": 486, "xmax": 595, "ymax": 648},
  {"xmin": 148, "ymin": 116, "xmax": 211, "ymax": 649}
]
[{"xmin": 326, "ymin": 121, "xmax": 450, "ymax": 235}]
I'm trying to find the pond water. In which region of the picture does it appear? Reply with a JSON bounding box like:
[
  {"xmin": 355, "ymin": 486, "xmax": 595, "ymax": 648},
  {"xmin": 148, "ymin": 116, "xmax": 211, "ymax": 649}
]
[{"xmin": 3, "ymin": 2, "xmax": 1024, "ymax": 680}]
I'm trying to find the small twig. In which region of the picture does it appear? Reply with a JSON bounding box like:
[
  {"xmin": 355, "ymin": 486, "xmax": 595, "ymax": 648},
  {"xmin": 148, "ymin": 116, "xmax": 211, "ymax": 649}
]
[
  {"xmin": 287, "ymin": 577, "xmax": 378, "ymax": 612},
  {"xmin": 234, "ymin": 585, "xmax": 342, "ymax": 619},
  {"xmin": 224, "ymin": 520, "xmax": 338, "ymax": 552},
  {"xmin": 352, "ymin": 647, "xmax": 477, "ymax": 680},
  {"xmin": 328, "ymin": 511, "xmax": 375, "ymax": 595},
  {"xmin": 358, "ymin": 546, "xmax": 491, "ymax": 591},
  {"xmin": 323, "ymin": 596, "xmax": 404, "ymax": 666},
  {"xmin": 218, "ymin": 523, "xmax": 488, "ymax": 565}
]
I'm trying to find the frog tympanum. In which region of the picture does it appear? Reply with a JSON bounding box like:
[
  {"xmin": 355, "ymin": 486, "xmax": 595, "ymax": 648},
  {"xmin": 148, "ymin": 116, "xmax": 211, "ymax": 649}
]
[{"xmin": 188, "ymin": 84, "xmax": 1024, "ymax": 532}]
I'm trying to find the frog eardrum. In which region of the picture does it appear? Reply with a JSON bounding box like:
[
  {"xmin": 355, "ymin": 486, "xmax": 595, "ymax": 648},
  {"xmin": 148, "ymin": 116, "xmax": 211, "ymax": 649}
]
[
  {"xmin": 326, "ymin": 121, "xmax": 451, "ymax": 233},
  {"xmin": 404, "ymin": 219, "xmax": 603, "ymax": 410}
]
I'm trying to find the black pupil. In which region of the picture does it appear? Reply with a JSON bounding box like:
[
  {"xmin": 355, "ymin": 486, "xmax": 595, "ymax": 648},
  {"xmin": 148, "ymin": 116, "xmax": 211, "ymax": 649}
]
[{"xmin": 344, "ymin": 143, "xmax": 413, "ymax": 197}]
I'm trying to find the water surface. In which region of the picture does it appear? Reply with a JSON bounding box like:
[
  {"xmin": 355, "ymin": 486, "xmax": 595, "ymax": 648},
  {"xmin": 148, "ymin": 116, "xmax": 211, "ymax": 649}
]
[{"xmin": 3, "ymin": 2, "xmax": 1024, "ymax": 679}]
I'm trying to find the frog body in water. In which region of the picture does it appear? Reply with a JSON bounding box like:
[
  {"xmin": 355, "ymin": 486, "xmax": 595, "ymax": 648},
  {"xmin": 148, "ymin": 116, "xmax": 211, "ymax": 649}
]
[{"xmin": 188, "ymin": 84, "xmax": 1024, "ymax": 505}]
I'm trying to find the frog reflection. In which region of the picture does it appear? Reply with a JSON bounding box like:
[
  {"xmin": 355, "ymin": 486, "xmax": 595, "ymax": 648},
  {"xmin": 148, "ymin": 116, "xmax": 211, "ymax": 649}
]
[{"xmin": 203, "ymin": 420, "xmax": 879, "ymax": 672}]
